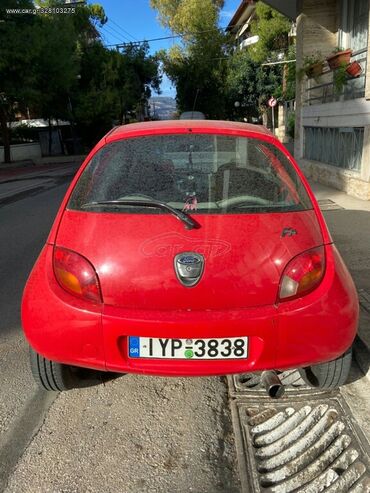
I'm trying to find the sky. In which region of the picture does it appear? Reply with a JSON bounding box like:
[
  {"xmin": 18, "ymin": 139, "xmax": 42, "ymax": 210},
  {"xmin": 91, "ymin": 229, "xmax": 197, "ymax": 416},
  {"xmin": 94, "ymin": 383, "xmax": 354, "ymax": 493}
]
[{"xmin": 96, "ymin": 0, "xmax": 241, "ymax": 98}]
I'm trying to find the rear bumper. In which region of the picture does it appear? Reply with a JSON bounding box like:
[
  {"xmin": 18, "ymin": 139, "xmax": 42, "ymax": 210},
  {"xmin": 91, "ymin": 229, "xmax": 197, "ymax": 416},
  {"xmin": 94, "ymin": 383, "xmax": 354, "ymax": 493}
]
[{"xmin": 22, "ymin": 244, "xmax": 358, "ymax": 376}]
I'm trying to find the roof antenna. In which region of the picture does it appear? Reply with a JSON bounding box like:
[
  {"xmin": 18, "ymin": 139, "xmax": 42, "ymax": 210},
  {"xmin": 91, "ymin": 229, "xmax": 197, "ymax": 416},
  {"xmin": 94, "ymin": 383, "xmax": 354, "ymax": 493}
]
[{"xmin": 192, "ymin": 88, "xmax": 200, "ymax": 119}]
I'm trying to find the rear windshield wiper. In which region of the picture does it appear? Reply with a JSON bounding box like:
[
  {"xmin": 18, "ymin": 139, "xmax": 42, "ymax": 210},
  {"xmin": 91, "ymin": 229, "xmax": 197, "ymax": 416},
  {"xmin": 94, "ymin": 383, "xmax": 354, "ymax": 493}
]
[{"xmin": 81, "ymin": 199, "xmax": 200, "ymax": 230}]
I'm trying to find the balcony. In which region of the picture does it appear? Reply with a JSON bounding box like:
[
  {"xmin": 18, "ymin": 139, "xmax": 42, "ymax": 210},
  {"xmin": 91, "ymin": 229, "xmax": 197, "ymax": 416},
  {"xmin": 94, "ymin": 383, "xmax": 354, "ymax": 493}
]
[{"xmin": 304, "ymin": 48, "xmax": 367, "ymax": 106}]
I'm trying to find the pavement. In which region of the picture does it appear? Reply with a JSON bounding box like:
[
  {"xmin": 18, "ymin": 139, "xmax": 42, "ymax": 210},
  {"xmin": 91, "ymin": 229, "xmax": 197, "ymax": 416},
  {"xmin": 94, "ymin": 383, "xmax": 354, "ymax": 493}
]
[{"xmin": 309, "ymin": 180, "xmax": 370, "ymax": 383}]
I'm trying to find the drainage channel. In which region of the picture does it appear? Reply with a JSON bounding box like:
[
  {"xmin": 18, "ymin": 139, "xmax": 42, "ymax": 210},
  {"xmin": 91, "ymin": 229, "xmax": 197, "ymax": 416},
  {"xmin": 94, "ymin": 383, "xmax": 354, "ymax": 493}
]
[{"xmin": 228, "ymin": 372, "xmax": 370, "ymax": 492}]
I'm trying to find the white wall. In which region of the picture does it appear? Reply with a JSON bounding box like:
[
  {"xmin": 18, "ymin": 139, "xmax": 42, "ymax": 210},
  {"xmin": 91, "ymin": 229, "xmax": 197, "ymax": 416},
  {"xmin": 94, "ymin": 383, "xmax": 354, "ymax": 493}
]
[
  {"xmin": 302, "ymin": 98, "xmax": 370, "ymax": 127},
  {"xmin": 0, "ymin": 142, "xmax": 42, "ymax": 163}
]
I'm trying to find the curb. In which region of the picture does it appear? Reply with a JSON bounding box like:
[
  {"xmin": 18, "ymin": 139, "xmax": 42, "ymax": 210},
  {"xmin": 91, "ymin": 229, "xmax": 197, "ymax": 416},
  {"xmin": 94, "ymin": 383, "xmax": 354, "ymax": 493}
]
[{"xmin": 0, "ymin": 155, "xmax": 86, "ymax": 170}]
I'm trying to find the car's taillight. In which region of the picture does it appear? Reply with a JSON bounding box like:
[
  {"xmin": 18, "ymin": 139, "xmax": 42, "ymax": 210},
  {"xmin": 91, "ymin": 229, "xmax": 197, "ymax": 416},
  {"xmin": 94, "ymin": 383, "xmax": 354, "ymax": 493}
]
[
  {"xmin": 278, "ymin": 246, "xmax": 325, "ymax": 302},
  {"xmin": 53, "ymin": 247, "xmax": 102, "ymax": 303}
]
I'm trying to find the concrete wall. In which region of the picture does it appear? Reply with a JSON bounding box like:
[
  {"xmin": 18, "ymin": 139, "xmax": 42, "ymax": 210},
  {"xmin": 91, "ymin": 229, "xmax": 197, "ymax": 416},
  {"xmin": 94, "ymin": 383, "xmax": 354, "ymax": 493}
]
[{"xmin": 0, "ymin": 142, "xmax": 42, "ymax": 163}]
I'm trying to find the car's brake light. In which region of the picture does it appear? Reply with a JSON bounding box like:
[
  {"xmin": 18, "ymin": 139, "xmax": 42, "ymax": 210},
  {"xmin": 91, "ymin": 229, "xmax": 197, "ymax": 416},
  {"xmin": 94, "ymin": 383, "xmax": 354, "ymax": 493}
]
[
  {"xmin": 53, "ymin": 247, "xmax": 102, "ymax": 303},
  {"xmin": 278, "ymin": 246, "xmax": 325, "ymax": 301}
]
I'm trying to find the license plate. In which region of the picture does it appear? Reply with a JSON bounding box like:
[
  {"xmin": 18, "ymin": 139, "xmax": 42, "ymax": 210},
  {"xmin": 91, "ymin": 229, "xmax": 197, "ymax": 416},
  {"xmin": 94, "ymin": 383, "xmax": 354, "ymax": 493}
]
[{"xmin": 128, "ymin": 336, "xmax": 248, "ymax": 360}]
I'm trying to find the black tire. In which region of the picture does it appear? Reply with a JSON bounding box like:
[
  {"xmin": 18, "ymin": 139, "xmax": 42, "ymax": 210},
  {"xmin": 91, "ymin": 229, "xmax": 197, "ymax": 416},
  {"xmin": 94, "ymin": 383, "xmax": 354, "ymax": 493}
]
[
  {"xmin": 29, "ymin": 347, "xmax": 122, "ymax": 391},
  {"xmin": 298, "ymin": 347, "xmax": 352, "ymax": 390},
  {"xmin": 29, "ymin": 347, "xmax": 79, "ymax": 391}
]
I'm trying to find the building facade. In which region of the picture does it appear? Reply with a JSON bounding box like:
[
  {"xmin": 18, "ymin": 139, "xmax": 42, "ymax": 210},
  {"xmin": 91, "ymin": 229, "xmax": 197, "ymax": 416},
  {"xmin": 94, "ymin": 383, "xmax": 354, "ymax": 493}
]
[
  {"xmin": 227, "ymin": 0, "xmax": 259, "ymax": 49},
  {"xmin": 295, "ymin": 0, "xmax": 370, "ymax": 200}
]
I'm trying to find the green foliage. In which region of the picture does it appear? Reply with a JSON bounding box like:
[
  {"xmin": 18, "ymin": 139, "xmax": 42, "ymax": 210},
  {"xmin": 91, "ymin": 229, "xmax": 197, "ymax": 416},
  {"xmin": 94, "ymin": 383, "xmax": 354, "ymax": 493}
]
[
  {"xmin": 225, "ymin": 3, "xmax": 295, "ymax": 118},
  {"xmin": 284, "ymin": 45, "xmax": 296, "ymax": 100},
  {"xmin": 303, "ymin": 51, "xmax": 323, "ymax": 67},
  {"xmin": 287, "ymin": 111, "xmax": 295, "ymax": 138},
  {"xmin": 34, "ymin": 14, "xmax": 80, "ymax": 121},
  {"xmin": 333, "ymin": 63, "xmax": 348, "ymax": 94},
  {"xmin": 296, "ymin": 51, "xmax": 323, "ymax": 80},
  {"xmin": 225, "ymin": 46, "xmax": 290, "ymax": 121},
  {"xmin": 151, "ymin": 0, "xmax": 230, "ymax": 117},
  {"xmin": 150, "ymin": 0, "xmax": 224, "ymax": 35},
  {"xmin": 74, "ymin": 42, "xmax": 161, "ymax": 145},
  {"xmin": 249, "ymin": 3, "xmax": 291, "ymax": 64},
  {"xmin": 0, "ymin": 0, "xmax": 161, "ymax": 157}
]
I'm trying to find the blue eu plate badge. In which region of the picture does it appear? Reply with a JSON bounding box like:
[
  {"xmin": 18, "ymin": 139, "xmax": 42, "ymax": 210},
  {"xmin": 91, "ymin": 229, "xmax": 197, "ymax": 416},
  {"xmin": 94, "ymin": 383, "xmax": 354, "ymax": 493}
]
[{"xmin": 129, "ymin": 336, "xmax": 140, "ymax": 358}]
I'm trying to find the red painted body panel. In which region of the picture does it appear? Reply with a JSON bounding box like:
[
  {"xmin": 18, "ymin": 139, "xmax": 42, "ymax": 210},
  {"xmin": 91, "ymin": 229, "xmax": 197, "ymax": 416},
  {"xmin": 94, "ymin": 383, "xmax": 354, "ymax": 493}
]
[
  {"xmin": 22, "ymin": 246, "xmax": 105, "ymax": 369},
  {"xmin": 22, "ymin": 121, "xmax": 357, "ymax": 377},
  {"xmin": 55, "ymin": 209, "xmax": 323, "ymax": 310},
  {"xmin": 22, "ymin": 243, "xmax": 357, "ymax": 375}
]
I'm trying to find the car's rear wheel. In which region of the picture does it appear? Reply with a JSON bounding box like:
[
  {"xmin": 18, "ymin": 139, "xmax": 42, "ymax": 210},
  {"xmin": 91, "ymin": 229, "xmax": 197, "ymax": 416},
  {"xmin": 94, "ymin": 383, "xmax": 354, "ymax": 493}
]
[
  {"xmin": 29, "ymin": 347, "xmax": 83, "ymax": 391},
  {"xmin": 298, "ymin": 347, "xmax": 352, "ymax": 390}
]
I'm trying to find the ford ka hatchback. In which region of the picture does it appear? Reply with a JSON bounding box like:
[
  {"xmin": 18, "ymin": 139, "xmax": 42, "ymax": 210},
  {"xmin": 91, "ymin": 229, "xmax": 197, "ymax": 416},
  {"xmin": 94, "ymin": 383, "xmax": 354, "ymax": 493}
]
[{"xmin": 22, "ymin": 121, "xmax": 358, "ymax": 393}]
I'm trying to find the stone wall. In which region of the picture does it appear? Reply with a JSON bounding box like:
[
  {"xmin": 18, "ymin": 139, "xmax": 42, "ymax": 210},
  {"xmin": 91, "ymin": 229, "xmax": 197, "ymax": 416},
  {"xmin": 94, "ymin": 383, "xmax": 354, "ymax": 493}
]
[
  {"xmin": 0, "ymin": 142, "xmax": 41, "ymax": 163},
  {"xmin": 298, "ymin": 159, "xmax": 370, "ymax": 200}
]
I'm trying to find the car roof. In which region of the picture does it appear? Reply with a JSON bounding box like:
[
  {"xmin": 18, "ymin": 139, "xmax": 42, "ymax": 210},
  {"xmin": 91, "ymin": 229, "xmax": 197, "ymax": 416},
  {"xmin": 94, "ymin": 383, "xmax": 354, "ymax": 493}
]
[{"xmin": 106, "ymin": 120, "xmax": 272, "ymax": 143}]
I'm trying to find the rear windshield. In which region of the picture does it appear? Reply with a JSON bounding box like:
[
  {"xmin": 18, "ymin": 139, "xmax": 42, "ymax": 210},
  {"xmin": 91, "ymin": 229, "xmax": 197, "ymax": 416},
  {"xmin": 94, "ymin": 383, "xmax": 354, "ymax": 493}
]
[{"xmin": 68, "ymin": 134, "xmax": 312, "ymax": 214}]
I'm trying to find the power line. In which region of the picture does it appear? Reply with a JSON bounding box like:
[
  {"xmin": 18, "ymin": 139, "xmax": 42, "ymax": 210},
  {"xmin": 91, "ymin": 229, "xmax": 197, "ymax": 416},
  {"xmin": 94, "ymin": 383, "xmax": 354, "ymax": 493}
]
[
  {"xmin": 105, "ymin": 25, "xmax": 239, "ymax": 48},
  {"xmin": 103, "ymin": 22, "xmax": 132, "ymax": 42},
  {"xmin": 106, "ymin": 34, "xmax": 181, "ymax": 47},
  {"xmin": 109, "ymin": 18, "xmax": 137, "ymax": 42},
  {"xmin": 99, "ymin": 24, "xmax": 127, "ymax": 43}
]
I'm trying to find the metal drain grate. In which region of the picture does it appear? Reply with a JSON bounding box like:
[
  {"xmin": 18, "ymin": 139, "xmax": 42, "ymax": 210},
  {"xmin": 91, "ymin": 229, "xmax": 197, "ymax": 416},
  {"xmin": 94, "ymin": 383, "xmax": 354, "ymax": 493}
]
[
  {"xmin": 358, "ymin": 289, "xmax": 370, "ymax": 314},
  {"xmin": 232, "ymin": 397, "xmax": 370, "ymax": 492},
  {"xmin": 317, "ymin": 199, "xmax": 344, "ymax": 211}
]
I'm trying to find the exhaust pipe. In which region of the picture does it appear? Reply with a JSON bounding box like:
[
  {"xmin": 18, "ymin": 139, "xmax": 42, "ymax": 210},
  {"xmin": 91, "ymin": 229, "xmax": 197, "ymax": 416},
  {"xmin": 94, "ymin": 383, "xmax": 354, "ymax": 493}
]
[{"xmin": 261, "ymin": 371, "xmax": 285, "ymax": 399}]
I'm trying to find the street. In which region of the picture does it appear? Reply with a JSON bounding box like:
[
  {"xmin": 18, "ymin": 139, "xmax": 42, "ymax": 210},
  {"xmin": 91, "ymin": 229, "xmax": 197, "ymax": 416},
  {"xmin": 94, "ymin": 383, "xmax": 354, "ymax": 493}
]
[
  {"xmin": 2, "ymin": 0, "xmax": 370, "ymax": 491},
  {"xmin": 0, "ymin": 166, "xmax": 240, "ymax": 493},
  {"xmin": 0, "ymin": 167, "xmax": 370, "ymax": 492}
]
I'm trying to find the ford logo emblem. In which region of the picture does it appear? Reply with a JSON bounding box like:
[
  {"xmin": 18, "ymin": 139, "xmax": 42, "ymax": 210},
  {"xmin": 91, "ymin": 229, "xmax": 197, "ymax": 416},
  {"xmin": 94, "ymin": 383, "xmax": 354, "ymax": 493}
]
[
  {"xmin": 179, "ymin": 255, "xmax": 201, "ymax": 265},
  {"xmin": 174, "ymin": 252, "xmax": 204, "ymax": 287}
]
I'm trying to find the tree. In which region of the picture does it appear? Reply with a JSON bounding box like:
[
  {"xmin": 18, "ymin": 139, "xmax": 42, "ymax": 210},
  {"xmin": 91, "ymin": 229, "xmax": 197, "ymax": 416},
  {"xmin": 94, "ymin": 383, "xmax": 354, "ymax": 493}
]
[
  {"xmin": 0, "ymin": 0, "xmax": 40, "ymax": 162},
  {"xmin": 225, "ymin": 2, "xmax": 295, "ymax": 123},
  {"xmin": 151, "ymin": 0, "xmax": 224, "ymax": 35},
  {"xmin": 0, "ymin": 0, "xmax": 161, "ymax": 158},
  {"xmin": 151, "ymin": 0, "xmax": 230, "ymax": 117},
  {"xmin": 249, "ymin": 2, "xmax": 292, "ymax": 64},
  {"xmin": 225, "ymin": 49, "xmax": 284, "ymax": 121},
  {"xmin": 0, "ymin": 0, "xmax": 108, "ymax": 162},
  {"xmin": 74, "ymin": 42, "xmax": 161, "ymax": 146}
]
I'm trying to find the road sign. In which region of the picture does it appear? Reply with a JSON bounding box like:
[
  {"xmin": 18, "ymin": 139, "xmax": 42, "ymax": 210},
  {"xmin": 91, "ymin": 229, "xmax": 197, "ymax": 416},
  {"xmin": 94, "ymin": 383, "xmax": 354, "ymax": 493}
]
[{"xmin": 268, "ymin": 97, "xmax": 277, "ymax": 108}]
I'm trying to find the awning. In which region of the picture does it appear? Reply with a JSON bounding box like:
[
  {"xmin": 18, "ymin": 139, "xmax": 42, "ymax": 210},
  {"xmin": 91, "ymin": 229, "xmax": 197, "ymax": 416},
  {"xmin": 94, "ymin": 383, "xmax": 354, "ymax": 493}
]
[{"xmin": 261, "ymin": 0, "xmax": 300, "ymax": 20}]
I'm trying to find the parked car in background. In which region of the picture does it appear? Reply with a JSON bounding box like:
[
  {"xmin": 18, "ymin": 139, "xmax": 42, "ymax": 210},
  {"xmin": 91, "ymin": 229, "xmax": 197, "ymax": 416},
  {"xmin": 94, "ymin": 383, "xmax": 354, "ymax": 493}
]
[
  {"xmin": 22, "ymin": 120, "xmax": 358, "ymax": 394},
  {"xmin": 179, "ymin": 111, "xmax": 206, "ymax": 120}
]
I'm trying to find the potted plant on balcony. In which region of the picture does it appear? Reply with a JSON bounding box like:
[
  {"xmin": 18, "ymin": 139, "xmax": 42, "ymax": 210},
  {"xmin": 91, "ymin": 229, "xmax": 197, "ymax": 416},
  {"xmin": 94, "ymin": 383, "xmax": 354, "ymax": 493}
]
[
  {"xmin": 326, "ymin": 47, "xmax": 353, "ymax": 70},
  {"xmin": 299, "ymin": 53, "xmax": 324, "ymax": 79},
  {"xmin": 333, "ymin": 63, "xmax": 348, "ymax": 94},
  {"xmin": 346, "ymin": 60, "xmax": 363, "ymax": 78}
]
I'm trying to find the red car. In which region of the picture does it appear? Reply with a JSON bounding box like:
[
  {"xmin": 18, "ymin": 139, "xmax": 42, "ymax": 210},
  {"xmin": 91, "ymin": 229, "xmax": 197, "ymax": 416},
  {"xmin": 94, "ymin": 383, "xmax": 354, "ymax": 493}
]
[{"xmin": 22, "ymin": 120, "xmax": 358, "ymax": 393}]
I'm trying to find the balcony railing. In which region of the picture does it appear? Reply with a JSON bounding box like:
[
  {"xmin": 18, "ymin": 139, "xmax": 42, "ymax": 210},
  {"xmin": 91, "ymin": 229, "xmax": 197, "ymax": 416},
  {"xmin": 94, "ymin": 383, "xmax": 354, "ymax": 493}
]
[{"xmin": 305, "ymin": 48, "xmax": 367, "ymax": 106}]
